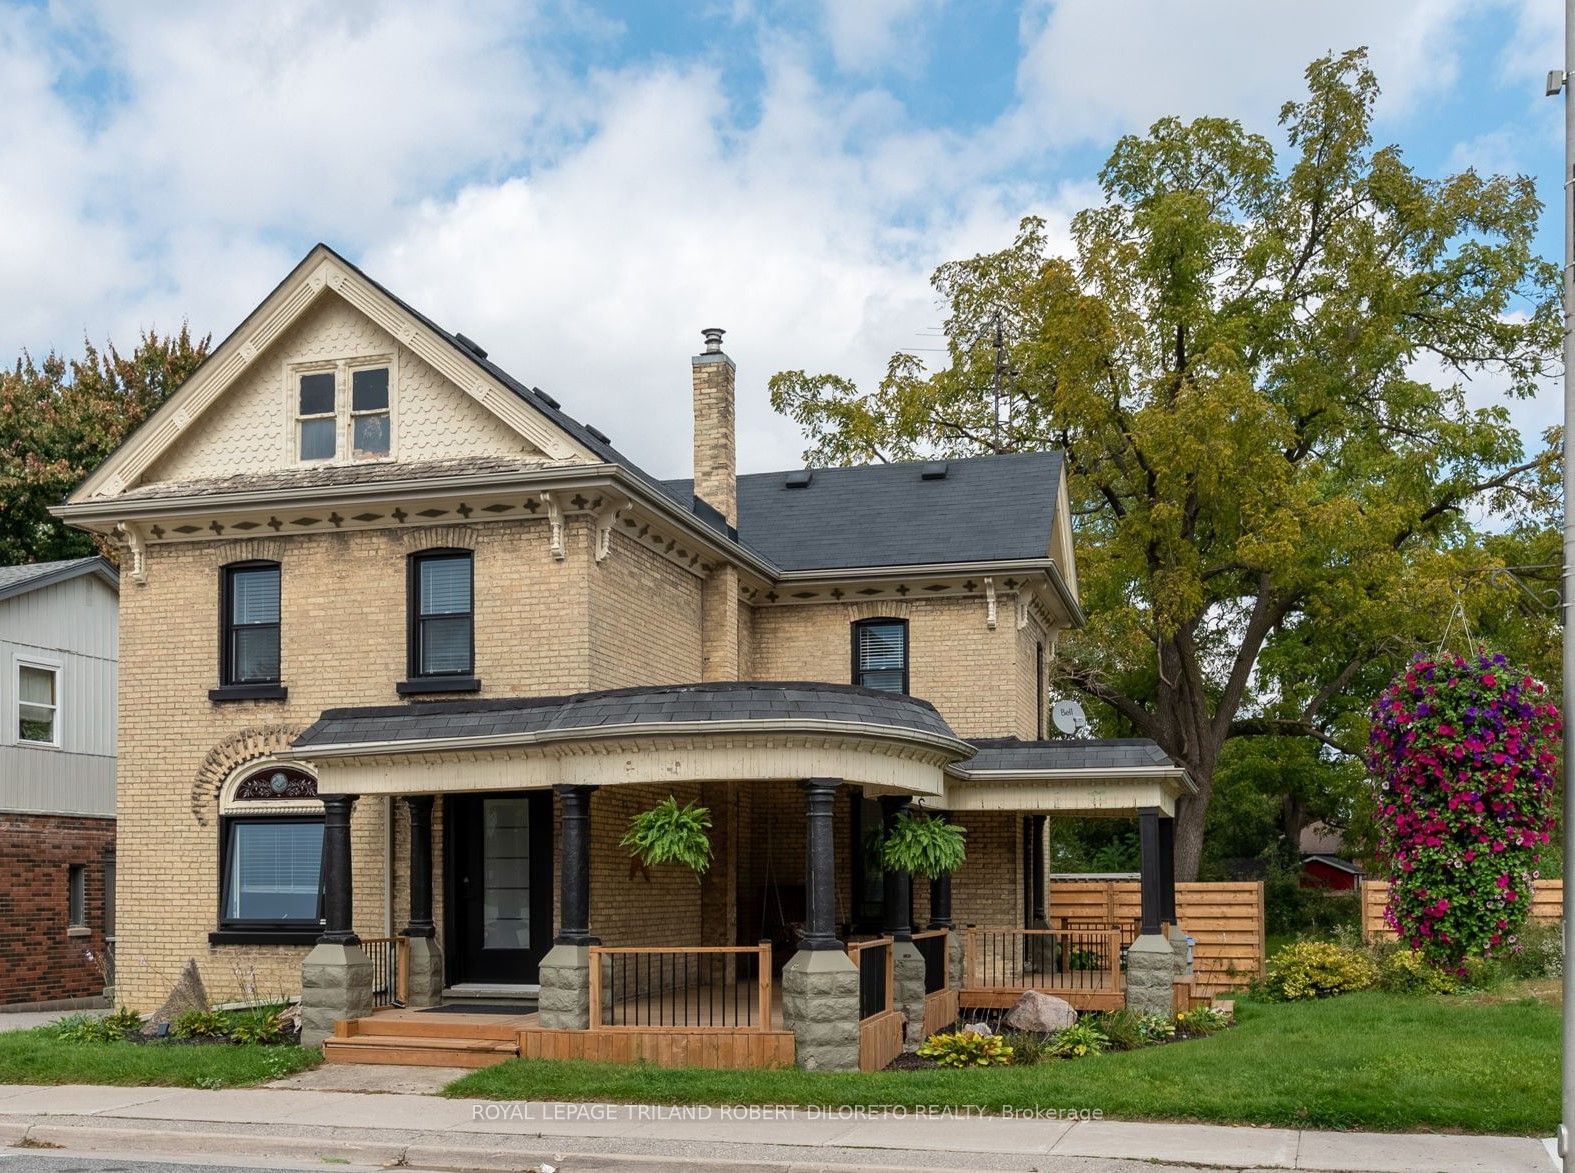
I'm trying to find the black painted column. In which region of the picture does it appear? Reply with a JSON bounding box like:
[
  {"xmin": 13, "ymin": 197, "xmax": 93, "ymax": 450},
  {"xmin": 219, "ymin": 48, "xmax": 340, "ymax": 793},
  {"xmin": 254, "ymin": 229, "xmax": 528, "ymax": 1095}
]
[
  {"xmin": 401, "ymin": 796, "xmax": 436, "ymax": 938},
  {"xmin": 1158, "ymin": 814, "xmax": 1177, "ymax": 929},
  {"xmin": 879, "ymin": 795, "xmax": 913, "ymax": 942},
  {"xmin": 554, "ymin": 785, "xmax": 598, "ymax": 946},
  {"xmin": 800, "ymin": 778, "xmax": 843, "ymax": 950},
  {"xmin": 319, "ymin": 794, "xmax": 360, "ymax": 945},
  {"xmin": 927, "ymin": 814, "xmax": 954, "ymax": 930},
  {"xmin": 1137, "ymin": 806, "xmax": 1163, "ymax": 936}
]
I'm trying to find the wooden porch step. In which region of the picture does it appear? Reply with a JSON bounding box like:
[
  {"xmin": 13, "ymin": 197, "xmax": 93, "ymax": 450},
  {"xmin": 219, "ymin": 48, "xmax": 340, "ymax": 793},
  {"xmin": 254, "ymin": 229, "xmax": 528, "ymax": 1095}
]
[
  {"xmin": 349, "ymin": 1015, "xmax": 525, "ymax": 1042},
  {"xmin": 323, "ymin": 1033, "xmax": 518, "ymax": 1068}
]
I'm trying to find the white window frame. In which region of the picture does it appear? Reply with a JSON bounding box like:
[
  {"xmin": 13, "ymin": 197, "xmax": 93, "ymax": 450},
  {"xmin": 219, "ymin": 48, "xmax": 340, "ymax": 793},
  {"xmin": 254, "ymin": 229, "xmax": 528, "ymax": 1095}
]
[
  {"xmin": 285, "ymin": 354, "xmax": 398, "ymax": 467},
  {"xmin": 14, "ymin": 653, "xmax": 63, "ymax": 750}
]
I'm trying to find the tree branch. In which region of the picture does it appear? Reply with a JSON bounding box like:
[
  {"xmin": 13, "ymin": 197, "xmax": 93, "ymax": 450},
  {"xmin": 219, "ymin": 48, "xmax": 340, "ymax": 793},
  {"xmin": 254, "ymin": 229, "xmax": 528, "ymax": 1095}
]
[
  {"xmin": 1228, "ymin": 717, "xmax": 1362, "ymax": 757},
  {"xmin": 1060, "ymin": 665, "xmax": 1160, "ymax": 739}
]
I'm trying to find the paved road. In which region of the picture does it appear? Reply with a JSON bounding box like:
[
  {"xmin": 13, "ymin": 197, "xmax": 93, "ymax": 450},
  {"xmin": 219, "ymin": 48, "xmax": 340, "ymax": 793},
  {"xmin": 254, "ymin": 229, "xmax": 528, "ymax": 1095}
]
[{"xmin": 0, "ymin": 1156, "xmax": 390, "ymax": 1173}]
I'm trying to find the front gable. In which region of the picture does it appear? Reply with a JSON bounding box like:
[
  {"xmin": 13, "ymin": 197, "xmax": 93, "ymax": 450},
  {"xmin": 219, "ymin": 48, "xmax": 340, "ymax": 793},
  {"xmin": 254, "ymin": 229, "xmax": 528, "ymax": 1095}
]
[{"xmin": 73, "ymin": 246, "xmax": 596, "ymax": 502}]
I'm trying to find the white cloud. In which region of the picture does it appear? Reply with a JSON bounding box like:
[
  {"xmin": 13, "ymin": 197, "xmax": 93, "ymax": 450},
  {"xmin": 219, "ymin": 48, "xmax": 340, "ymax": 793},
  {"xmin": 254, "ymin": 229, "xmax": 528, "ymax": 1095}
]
[
  {"xmin": 1009, "ymin": 0, "xmax": 1470, "ymax": 149},
  {"xmin": 819, "ymin": 0, "xmax": 938, "ymax": 74}
]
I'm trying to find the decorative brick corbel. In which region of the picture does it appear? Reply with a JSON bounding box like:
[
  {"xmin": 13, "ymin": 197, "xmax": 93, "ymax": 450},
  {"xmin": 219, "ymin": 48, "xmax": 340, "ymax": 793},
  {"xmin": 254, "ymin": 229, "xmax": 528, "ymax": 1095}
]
[
  {"xmin": 984, "ymin": 577, "xmax": 997, "ymax": 630},
  {"xmin": 592, "ymin": 496, "xmax": 626, "ymax": 564},
  {"xmin": 115, "ymin": 522, "xmax": 147, "ymax": 585},
  {"xmin": 541, "ymin": 491, "xmax": 565, "ymax": 561}
]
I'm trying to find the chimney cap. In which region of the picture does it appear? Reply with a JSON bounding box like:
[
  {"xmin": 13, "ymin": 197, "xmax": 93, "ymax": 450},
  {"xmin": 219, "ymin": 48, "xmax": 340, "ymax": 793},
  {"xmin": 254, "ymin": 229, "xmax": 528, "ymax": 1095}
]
[{"xmin": 700, "ymin": 327, "xmax": 726, "ymax": 354}]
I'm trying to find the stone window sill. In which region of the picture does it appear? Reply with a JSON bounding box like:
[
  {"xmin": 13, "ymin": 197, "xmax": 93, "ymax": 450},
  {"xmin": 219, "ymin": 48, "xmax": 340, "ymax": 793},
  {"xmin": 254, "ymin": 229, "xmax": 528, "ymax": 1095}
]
[
  {"xmin": 66, "ymin": 926, "xmax": 91, "ymax": 938},
  {"xmin": 209, "ymin": 684, "xmax": 288, "ymax": 703},
  {"xmin": 396, "ymin": 676, "xmax": 481, "ymax": 696}
]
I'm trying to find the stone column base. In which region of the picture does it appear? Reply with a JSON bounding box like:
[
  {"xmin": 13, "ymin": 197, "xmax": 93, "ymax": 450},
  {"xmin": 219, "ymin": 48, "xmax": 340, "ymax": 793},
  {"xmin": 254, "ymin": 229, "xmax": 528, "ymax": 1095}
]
[
  {"xmin": 947, "ymin": 932, "xmax": 965, "ymax": 993},
  {"xmin": 538, "ymin": 943, "xmax": 592, "ymax": 1030},
  {"xmin": 1124, "ymin": 933, "xmax": 1175, "ymax": 1017},
  {"xmin": 300, "ymin": 942, "xmax": 374, "ymax": 1050},
  {"xmin": 404, "ymin": 936, "xmax": 444, "ymax": 1008},
  {"xmin": 892, "ymin": 941, "xmax": 927, "ymax": 1046},
  {"xmin": 781, "ymin": 948, "xmax": 859, "ymax": 1071},
  {"xmin": 1167, "ymin": 925, "xmax": 1192, "ymax": 979}
]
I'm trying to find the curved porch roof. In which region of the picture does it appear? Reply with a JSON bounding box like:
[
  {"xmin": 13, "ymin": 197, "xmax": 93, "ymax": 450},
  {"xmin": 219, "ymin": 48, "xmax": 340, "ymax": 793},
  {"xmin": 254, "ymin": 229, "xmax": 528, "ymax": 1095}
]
[
  {"xmin": 943, "ymin": 737, "xmax": 1195, "ymax": 817},
  {"xmin": 286, "ymin": 682, "xmax": 973, "ymax": 799}
]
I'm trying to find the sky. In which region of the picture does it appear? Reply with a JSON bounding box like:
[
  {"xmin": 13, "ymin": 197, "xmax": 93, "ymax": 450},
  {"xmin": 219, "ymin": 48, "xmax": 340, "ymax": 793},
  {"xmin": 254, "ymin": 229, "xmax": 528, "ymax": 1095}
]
[{"xmin": 0, "ymin": 0, "xmax": 1565, "ymax": 479}]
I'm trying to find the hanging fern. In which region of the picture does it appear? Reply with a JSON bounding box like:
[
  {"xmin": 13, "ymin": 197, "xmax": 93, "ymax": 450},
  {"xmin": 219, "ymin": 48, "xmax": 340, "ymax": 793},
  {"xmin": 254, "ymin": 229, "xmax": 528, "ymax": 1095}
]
[
  {"xmin": 621, "ymin": 797, "xmax": 713, "ymax": 879},
  {"xmin": 880, "ymin": 808, "xmax": 966, "ymax": 878}
]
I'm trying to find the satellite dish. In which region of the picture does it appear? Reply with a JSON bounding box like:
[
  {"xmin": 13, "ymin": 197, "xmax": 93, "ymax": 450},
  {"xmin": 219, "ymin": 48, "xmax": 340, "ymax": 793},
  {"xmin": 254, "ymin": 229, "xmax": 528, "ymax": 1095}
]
[{"xmin": 1051, "ymin": 699, "xmax": 1089, "ymax": 737}]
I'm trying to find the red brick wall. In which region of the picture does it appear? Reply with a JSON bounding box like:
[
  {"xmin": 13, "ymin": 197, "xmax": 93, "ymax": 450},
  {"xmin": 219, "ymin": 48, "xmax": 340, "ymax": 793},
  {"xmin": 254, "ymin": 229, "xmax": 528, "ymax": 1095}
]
[{"xmin": 0, "ymin": 814, "xmax": 116, "ymax": 1006}]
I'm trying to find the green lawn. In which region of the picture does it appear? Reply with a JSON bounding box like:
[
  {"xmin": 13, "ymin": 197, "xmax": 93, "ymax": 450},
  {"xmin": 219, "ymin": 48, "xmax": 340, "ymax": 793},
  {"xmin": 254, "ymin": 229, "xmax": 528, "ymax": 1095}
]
[
  {"xmin": 445, "ymin": 990, "xmax": 1559, "ymax": 1135},
  {"xmin": 0, "ymin": 1028, "xmax": 320, "ymax": 1089}
]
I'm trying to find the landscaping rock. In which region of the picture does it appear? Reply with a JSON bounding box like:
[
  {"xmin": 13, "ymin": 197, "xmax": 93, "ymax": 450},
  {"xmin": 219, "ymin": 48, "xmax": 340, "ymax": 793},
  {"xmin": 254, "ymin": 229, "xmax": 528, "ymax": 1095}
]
[
  {"xmin": 961, "ymin": 1021, "xmax": 994, "ymax": 1037},
  {"xmin": 1004, "ymin": 990, "xmax": 1077, "ymax": 1033},
  {"xmin": 144, "ymin": 960, "xmax": 209, "ymax": 1031}
]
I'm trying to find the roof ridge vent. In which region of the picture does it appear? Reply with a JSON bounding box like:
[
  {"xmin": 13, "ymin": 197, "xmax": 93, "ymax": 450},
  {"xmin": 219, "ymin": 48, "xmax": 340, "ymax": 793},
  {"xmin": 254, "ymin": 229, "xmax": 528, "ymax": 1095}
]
[
  {"xmin": 532, "ymin": 386, "xmax": 561, "ymax": 409},
  {"xmin": 785, "ymin": 469, "xmax": 813, "ymax": 489},
  {"xmin": 454, "ymin": 333, "xmax": 488, "ymax": 360},
  {"xmin": 920, "ymin": 460, "xmax": 949, "ymax": 480},
  {"xmin": 586, "ymin": 425, "xmax": 611, "ymax": 445}
]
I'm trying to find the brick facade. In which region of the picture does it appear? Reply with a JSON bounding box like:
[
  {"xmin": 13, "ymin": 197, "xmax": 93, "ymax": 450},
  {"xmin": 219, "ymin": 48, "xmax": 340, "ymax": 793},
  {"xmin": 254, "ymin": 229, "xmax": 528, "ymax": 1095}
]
[{"xmin": 0, "ymin": 813, "xmax": 115, "ymax": 1007}]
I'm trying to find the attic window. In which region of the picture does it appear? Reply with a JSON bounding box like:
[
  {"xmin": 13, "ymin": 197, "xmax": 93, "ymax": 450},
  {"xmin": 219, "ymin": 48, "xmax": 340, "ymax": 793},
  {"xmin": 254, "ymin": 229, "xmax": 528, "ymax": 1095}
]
[
  {"xmin": 293, "ymin": 361, "xmax": 394, "ymax": 464},
  {"xmin": 351, "ymin": 367, "xmax": 391, "ymax": 458},
  {"xmin": 785, "ymin": 470, "xmax": 813, "ymax": 489},
  {"xmin": 296, "ymin": 373, "xmax": 336, "ymax": 461}
]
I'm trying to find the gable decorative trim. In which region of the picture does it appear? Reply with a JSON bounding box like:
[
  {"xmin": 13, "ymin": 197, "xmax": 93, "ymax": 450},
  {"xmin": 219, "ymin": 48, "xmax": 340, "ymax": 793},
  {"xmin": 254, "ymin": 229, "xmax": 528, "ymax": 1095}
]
[{"xmin": 191, "ymin": 725, "xmax": 305, "ymax": 826}]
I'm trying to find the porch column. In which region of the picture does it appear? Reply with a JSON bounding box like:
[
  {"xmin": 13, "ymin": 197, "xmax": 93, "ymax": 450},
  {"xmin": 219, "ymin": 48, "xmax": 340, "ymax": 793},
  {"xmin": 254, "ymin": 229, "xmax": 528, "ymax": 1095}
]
[
  {"xmin": 879, "ymin": 796, "xmax": 927, "ymax": 1045},
  {"xmin": 301, "ymin": 794, "xmax": 373, "ymax": 1048},
  {"xmin": 401, "ymin": 796, "xmax": 443, "ymax": 1007},
  {"xmin": 1126, "ymin": 806, "xmax": 1175, "ymax": 1016},
  {"xmin": 926, "ymin": 816, "xmax": 964, "ymax": 998},
  {"xmin": 1159, "ymin": 814, "xmax": 1191, "ymax": 978},
  {"xmin": 782, "ymin": 779, "xmax": 859, "ymax": 1070},
  {"xmin": 539, "ymin": 784, "xmax": 598, "ymax": 1030}
]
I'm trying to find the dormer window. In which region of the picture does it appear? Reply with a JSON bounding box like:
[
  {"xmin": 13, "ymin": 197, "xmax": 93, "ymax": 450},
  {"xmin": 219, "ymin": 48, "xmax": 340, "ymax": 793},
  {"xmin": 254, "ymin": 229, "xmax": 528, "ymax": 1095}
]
[{"xmin": 293, "ymin": 360, "xmax": 394, "ymax": 464}]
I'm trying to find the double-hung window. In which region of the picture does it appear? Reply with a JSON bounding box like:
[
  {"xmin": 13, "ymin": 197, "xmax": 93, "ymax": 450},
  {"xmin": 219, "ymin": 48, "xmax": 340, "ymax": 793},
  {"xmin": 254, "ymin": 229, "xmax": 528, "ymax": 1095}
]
[
  {"xmin": 406, "ymin": 550, "xmax": 475, "ymax": 686},
  {"xmin": 852, "ymin": 618, "xmax": 908, "ymax": 694},
  {"xmin": 296, "ymin": 371, "xmax": 337, "ymax": 461},
  {"xmin": 350, "ymin": 367, "xmax": 391, "ymax": 458},
  {"xmin": 17, "ymin": 661, "xmax": 60, "ymax": 746},
  {"xmin": 221, "ymin": 562, "xmax": 281, "ymax": 686}
]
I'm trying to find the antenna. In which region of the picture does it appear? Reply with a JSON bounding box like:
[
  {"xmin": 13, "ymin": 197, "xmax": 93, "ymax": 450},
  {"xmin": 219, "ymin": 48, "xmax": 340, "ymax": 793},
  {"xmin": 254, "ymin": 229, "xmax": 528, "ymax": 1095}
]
[{"xmin": 1051, "ymin": 699, "xmax": 1089, "ymax": 738}]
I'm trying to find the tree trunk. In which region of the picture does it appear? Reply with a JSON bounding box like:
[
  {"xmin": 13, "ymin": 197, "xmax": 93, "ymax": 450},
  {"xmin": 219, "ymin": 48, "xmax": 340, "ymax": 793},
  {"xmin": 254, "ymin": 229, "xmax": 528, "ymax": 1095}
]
[{"xmin": 1173, "ymin": 769, "xmax": 1211, "ymax": 882}]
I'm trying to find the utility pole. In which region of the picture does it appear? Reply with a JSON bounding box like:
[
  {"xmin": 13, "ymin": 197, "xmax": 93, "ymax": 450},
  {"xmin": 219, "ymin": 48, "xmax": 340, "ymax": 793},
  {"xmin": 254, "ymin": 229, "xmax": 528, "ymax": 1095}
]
[{"xmin": 1547, "ymin": 7, "xmax": 1575, "ymax": 1167}]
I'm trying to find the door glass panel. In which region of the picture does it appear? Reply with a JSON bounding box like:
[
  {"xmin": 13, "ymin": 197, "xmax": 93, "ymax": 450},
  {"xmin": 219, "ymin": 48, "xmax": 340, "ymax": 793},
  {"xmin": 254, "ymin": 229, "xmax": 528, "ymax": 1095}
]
[{"xmin": 482, "ymin": 798, "xmax": 530, "ymax": 951}]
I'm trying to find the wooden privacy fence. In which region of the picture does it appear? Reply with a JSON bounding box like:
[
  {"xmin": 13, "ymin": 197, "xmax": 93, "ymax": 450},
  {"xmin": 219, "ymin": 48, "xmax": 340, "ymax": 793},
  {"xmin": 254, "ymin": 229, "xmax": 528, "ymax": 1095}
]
[
  {"xmin": 1046, "ymin": 878, "xmax": 1266, "ymax": 997},
  {"xmin": 589, "ymin": 943, "xmax": 773, "ymax": 1030},
  {"xmin": 360, "ymin": 936, "xmax": 409, "ymax": 1009},
  {"xmin": 1362, "ymin": 879, "xmax": 1563, "ymax": 942}
]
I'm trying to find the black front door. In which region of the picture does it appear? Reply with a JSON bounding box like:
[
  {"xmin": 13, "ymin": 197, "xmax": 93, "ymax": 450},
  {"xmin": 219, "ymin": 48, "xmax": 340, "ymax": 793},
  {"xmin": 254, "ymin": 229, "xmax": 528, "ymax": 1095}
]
[{"xmin": 446, "ymin": 792, "xmax": 553, "ymax": 985}]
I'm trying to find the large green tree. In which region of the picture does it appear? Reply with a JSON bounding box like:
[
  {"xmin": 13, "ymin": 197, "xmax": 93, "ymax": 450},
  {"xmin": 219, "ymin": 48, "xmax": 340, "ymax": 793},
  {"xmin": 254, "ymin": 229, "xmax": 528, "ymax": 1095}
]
[
  {"xmin": 770, "ymin": 51, "xmax": 1560, "ymax": 878},
  {"xmin": 0, "ymin": 327, "xmax": 209, "ymax": 564}
]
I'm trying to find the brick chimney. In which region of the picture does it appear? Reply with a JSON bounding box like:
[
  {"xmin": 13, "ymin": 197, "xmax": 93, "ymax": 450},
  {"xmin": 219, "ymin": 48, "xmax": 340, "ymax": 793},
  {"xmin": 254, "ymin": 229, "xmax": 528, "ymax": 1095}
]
[{"xmin": 691, "ymin": 327, "xmax": 736, "ymax": 528}]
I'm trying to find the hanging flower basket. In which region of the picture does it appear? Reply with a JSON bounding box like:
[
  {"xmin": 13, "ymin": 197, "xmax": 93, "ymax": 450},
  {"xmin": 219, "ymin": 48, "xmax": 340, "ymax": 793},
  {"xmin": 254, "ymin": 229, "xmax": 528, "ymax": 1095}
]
[
  {"xmin": 1367, "ymin": 652, "xmax": 1560, "ymax": 970},
  {"xmin": 879, "ymin": 808, "xmax": 967, "ymax": 879},
  {"xmin": 621, "ymin": 797, "xmax": 713, "ymax": 880}
]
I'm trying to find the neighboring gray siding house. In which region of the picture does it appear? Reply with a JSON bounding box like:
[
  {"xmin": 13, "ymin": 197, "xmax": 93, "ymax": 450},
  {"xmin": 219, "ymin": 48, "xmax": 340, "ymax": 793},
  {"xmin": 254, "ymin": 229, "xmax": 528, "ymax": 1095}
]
[{"xmin": 0, "ymin": 557, "xmax": 119, "ymax": 1007}]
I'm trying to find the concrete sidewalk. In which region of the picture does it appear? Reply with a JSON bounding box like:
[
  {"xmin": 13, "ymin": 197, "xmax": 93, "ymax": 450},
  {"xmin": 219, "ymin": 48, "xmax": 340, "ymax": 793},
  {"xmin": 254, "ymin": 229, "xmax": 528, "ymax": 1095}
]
[{"xmin": 0, "ymin": 1083, "xmax": 1555, "ymax": 1173}]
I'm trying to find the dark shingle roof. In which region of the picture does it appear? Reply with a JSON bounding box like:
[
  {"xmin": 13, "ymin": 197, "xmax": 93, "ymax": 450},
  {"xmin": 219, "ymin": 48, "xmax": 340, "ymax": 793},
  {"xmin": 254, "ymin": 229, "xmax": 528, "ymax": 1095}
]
[
  {"xmin": 663, "ymin": 451, "xmax": 1063, "ymax": 571},
  {"xmin": 111, "ymin": 457, "xmax": 552, "ymax": 502},
  {"xmin": 960, "ymin": 737, "xmax": 1177, "ymax": 773},
  {"xmin": 0, "ymin": 557, "xmax": 118, "ymax": 602},
  {"xmin": 294, "ymin": 681, "xmax": 961, "ymax": 750}
]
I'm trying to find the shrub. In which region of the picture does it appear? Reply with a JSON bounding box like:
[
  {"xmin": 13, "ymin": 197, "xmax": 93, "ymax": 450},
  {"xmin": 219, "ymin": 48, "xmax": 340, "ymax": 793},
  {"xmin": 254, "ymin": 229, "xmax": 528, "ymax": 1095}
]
[
  {"xmin": 54, "ymin": 1013, "xmax": 122, "ymax": 1043},
  {"xmin": 999, "ymin": 1031, "xmax": 1052, "ymax": 1065},
  {"xmin": 1377, "ymin": 948, "xmax": 1460, "ymax": 995},
  {"xmin": 1175, "ymin": 1006, "xmax": 1231, "ymax": 1036},
  {"xmin": 1369, "ymin": 653, "xmax": 1560, "ymax": 971},
  {"xmin": 171, "ymin": 1008, "xmax": 230, "ymax": 1040},
  {"xmin": 225, "ymin": 1007, "xmax": 287, "ymax": 1046},
  {"xmin": 1261, "ymin": 940, "xmax": 1376, "ymax": 1000},
  {"xmin": 1496, "ymin": 921, "xmax": 1564, "ymax": 981},
  {"xmin": 1093, "ymin": 1009, "xmax": 1143, "ymax": 1051},
  {"xmin": 104, "ymin": 1006, "xmax": 143, "ymax": 1033},
  {"xmin": 917, "ymin": 1030, "xmax": 1014, "ymax": 1067},
  {"xmin": 1050, "ymin": 1021, "xmax": 1109, "ymax": 1058}
]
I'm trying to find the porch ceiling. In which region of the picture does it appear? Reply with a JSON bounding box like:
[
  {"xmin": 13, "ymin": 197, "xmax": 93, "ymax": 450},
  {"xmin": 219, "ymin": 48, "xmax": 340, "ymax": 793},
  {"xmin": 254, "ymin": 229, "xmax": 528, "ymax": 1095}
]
[{"xmin": 283, "ymin": 681, "xmax": 973, "ymax": 799}]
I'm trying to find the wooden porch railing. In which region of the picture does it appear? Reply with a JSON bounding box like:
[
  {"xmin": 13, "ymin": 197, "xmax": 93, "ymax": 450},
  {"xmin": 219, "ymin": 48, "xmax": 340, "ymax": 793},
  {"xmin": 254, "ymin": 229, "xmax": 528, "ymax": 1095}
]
[
  {"xmin": 588, "ymin": 943, "xmax": 774, "ymax": 1031},
  {"xmin": 963, "ymin": 926, "xmax": 1123, "ymax": 993},
  {"xmin": 911, "ymin": 929, "xmax": 949, "ymax": 995},
  {"xmin": 360, "ymin": 936, "xmax": 410, "ymax": 1009},
  {"xmin": 846, "ymin": 936, "xmax": 895, "ymax": 1021}
]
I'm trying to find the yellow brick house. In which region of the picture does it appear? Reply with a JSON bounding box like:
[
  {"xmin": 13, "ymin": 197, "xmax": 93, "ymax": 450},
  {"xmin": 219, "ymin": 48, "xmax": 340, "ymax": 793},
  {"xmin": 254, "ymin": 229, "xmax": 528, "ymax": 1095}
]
[{"xmin": 55, "ymin": 246, "xmax": 1194, "ymax": 1071}]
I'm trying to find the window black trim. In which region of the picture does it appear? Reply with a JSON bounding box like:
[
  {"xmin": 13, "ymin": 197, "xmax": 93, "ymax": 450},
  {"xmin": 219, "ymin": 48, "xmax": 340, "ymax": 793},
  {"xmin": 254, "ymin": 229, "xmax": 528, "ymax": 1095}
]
[
  {"xmin": 216, "ymin": 814, "xmax": 326, "ymax": 934},
  {"xmin": 209, "ymin": 684, "xmax": 289, "ymax": 703},
  {"xmin": 396, "ymin": 675, "xmax": 481, "ymax": 696},
  {"xmin": 219, "ymin": 560, "xmax": 282, "ymax": 688},
  {"xmin": 850, "ymin": 617, "xmax": 909, "ymax": 694},
  {"xmin": 407, "ymin": 548, "xmax": 476, "ymax": 680}
]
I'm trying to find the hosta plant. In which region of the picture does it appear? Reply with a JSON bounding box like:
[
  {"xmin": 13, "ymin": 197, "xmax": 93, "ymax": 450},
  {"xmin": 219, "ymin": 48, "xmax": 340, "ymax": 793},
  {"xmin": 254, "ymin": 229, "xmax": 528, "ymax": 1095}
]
[
  {"xmin": 1049, "ymin": 1021, "xmax": 1110, "ymax": 1058},
  {"xmin": 1369, "ymin": 653, "xmax": 1559, "ymax": 970},
  {"xmin": 917, "ymin": 1029, "xmax": 1014, "ymax": 1067},
  {"xmin": 621, "ymin": 797, "xmax": 713, "ymax": 879}
]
